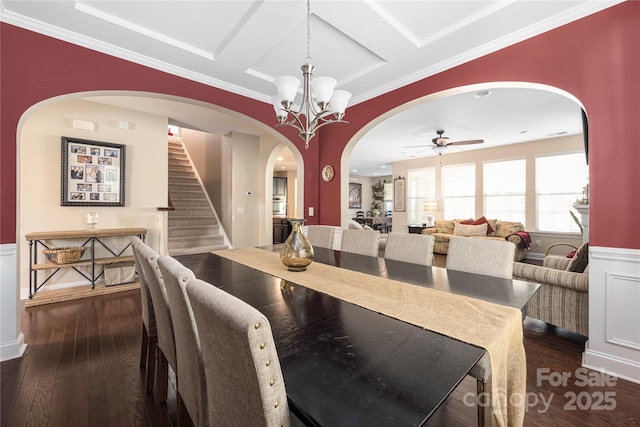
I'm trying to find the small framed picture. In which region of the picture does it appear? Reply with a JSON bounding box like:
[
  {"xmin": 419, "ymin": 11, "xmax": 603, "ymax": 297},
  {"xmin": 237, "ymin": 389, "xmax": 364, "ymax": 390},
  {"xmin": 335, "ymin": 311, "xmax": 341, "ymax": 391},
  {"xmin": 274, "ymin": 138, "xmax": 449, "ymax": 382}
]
[
  {"xmin": 394, "ymin": 177, "xmax": 406, "ymax": 212},
  {"xmin": 61, "ymin": 136, "xmax": 126, "ymax": 206},
  {"xmin": 348, "ymin": 183, "xmax": 362, "ymax": 209}
]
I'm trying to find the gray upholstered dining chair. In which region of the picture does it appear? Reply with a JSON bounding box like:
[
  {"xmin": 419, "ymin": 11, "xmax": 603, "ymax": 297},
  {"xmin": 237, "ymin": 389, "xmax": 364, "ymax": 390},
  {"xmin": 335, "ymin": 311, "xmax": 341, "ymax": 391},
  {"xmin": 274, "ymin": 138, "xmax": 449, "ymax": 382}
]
[
  {"xmin": 157, "ymin": 256, "xmax": 207, "ymax": 427},
  {"xmin": 305, "ymin": 225, "xmax": 335, "ymax": 249},
  {"xmin": 383, "ymin": 232, "xmax": 435, "ymax": 266},
  {"xmin": 185, "ymin": 278, "xmax": 293, "ymax": 427},
  {"xmin": 134, "ymin": 242, "xmax": 177, "ymax": 403},
  {"xmin": 340, "ymin": 229, "xmax": 380, "ymax": 257},
  {"xmin": 130, "ymin": 236, "xmax": 157, "ymax": 393},
  {"xmin": 445, "ymin": 236, "xmax": 516, "ymax": 427},
  {"xmin": 445, "ymin": 236, "xmax": 515, "ymax": 279}
]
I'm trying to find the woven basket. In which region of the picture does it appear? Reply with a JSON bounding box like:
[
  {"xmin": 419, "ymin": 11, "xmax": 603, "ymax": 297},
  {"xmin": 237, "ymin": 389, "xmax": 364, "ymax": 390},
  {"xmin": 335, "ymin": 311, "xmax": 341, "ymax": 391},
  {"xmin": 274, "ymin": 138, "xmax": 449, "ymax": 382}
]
[{"xmin": 43, "ymin": 246, "xmax": 86, "ymax": 264}]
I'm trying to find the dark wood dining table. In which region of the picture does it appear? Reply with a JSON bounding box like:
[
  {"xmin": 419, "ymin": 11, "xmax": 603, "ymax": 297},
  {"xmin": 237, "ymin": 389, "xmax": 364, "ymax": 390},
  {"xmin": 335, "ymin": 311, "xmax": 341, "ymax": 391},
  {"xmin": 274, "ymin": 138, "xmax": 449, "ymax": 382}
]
[{"xmin": 175, "ymin": 247, "xmax": 539, "ymax": 426}]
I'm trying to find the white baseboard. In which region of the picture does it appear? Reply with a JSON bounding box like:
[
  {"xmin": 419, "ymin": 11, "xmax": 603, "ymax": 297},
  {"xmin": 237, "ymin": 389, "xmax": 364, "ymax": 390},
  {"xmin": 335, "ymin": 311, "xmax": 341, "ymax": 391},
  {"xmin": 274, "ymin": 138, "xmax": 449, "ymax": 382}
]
[
  {"xmin": 525, "ymin": 252, "xmax": 544, "ymax": 261},
  {"xmin": 583, "ymin": 347, "xmax": 640, "ymax": 385},
  {"xmin": 0, "ymin": 332, "xmax": 26, "ymax": 362}
]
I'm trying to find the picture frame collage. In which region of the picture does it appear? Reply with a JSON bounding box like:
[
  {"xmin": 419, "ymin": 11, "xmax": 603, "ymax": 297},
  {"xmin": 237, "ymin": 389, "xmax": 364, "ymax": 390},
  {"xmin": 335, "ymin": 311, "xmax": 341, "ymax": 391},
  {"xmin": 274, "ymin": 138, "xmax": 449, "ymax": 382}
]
[{"xmin": 61, "ymin": 136, "xmax": 126, "ymax": 207}]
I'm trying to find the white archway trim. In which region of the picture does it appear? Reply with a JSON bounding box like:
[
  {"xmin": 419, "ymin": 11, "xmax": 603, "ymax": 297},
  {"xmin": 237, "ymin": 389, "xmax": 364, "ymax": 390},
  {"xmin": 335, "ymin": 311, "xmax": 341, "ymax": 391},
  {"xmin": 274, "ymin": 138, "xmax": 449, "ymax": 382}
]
[
  {"xmin": 340, "ymin": 81, "xmax": 586, "ymax": 228},
  {"xmin": 263, "ymin": 138, "xmax": 305, "ymax": 245}
]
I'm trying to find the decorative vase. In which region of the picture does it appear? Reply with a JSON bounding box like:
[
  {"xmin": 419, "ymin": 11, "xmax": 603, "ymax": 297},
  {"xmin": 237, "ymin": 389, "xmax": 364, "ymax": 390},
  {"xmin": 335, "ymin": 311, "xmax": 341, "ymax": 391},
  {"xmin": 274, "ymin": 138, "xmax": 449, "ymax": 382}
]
[{"xmin": 280, "ymin": 218, "xmax": 314, "ymax": 272}]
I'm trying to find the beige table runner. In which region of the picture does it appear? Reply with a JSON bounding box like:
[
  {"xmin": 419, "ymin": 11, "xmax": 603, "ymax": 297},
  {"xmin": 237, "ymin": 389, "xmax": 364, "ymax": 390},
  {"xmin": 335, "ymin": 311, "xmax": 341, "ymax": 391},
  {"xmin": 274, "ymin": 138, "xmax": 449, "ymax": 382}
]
[{"xmin": 215, "ymin": 248, "xmax": 526, "ymax": 427}]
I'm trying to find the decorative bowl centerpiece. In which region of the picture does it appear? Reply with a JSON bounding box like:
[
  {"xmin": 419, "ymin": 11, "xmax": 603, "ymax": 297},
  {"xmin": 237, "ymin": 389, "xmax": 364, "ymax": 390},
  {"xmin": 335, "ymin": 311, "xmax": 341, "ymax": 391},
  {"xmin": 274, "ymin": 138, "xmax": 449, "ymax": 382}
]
[{"xmin": 43, "ymin": 246, "xmax": 86, "ymax": 264}]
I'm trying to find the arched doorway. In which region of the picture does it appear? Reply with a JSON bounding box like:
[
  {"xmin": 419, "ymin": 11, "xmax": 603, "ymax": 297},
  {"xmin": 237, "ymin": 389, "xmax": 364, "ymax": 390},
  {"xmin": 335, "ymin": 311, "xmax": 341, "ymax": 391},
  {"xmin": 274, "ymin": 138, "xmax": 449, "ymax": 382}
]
[
  {"xmin": 15, "ymin": 91, "xmax": 303, "ymax": 298},
  {"xmin": 341, "ymin": 82, "xmax": 586, "ymax": 231}
]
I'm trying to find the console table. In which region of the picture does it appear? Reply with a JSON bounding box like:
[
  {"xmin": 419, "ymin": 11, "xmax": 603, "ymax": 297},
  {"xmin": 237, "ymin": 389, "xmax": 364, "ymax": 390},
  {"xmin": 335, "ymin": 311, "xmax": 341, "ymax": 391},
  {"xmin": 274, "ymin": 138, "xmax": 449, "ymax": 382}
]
[{"xmin": 25, "ymin": 228, "xmax": 147, "ymax": 298}]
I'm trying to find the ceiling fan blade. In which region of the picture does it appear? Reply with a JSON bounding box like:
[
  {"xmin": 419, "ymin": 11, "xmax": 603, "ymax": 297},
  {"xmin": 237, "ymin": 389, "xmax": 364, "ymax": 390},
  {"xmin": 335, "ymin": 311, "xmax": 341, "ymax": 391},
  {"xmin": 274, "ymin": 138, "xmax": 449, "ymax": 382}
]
[{"xmin": 450, "ymin": 139, "xmax": 484, "ymax": 146}]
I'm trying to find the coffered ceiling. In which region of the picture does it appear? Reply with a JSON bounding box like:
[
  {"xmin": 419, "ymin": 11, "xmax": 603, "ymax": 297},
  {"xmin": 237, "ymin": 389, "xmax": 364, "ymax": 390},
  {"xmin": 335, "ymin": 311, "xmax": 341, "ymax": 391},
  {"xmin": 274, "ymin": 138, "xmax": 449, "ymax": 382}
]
[{"xmin": 1, "ymin": 1, "xmax": 619, "ymax": 175}]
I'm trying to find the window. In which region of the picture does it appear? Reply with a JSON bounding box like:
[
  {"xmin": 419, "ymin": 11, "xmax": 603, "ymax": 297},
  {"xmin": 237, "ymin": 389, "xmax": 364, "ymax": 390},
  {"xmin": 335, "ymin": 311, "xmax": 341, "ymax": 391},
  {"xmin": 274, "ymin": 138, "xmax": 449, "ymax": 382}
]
[
  {"xmin": 536, "ymin": 153, "xmax": 588, "ymax": 232},
  {"xmin": 407, "ymin": 168, "xmax": 435, "ymax": 224},
  {"xmin": 483, "ymin": 159, "xmax": 526, "ymax": 222},
  {"xmin": 442, "ymin": 164, "xmax": 475, "ymax": 219}
]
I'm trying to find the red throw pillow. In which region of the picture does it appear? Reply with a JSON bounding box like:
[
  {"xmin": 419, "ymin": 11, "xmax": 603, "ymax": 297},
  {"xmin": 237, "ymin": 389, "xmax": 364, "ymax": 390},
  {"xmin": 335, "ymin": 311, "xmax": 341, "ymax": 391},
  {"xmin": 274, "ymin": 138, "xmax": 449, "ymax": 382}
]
[
  {"xmin": 472, "ymin": 216, "xmax": 494, "ymax": 234},
  {"xmin": 566, "ymin": 250, "xmax": 577, "ymax": 258},
  {"xmin": 459, "ymin": 218, "xmax": 474, "ymax": 225}
]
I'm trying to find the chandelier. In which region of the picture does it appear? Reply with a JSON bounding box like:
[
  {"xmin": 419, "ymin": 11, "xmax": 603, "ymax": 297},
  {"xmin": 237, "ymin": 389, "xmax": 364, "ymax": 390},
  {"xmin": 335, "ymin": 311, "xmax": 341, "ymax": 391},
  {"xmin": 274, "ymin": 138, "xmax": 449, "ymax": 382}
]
[{"xmin": 271, "ymin": 0, "xmax": 351, "ymax": 149}]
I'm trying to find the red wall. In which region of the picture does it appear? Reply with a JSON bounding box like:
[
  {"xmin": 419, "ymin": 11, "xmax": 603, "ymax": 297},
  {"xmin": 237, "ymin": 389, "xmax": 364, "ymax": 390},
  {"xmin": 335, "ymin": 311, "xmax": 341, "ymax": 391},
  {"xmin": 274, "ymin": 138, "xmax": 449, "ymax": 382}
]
[
  {"xmin": 317, "ymin": 1, "xmax": 640, "ymax": 248},
  {"xmin": 2, "ymin": 1, "xmax": 639, "ymax": 249}
]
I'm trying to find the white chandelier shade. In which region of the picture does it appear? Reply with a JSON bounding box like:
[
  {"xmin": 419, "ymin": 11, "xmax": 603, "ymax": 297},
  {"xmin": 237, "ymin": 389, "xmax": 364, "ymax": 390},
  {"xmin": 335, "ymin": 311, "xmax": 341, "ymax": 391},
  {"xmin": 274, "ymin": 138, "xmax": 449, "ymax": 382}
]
[{"xmin": 310, "ymin": 76, "xmax": 337, "ymax": 106}]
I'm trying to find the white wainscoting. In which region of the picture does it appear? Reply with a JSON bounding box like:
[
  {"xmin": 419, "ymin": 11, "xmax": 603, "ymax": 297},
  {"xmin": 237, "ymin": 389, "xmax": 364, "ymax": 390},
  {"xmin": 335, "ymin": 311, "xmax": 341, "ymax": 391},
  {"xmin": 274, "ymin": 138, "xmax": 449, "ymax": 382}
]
[
  {"xmin": 583, "ymin": 246, "xmax": 640, "ymax": 384},
  {"xmin": 1, "ymin": 244, "xmax": 27, "ymax": 361}
]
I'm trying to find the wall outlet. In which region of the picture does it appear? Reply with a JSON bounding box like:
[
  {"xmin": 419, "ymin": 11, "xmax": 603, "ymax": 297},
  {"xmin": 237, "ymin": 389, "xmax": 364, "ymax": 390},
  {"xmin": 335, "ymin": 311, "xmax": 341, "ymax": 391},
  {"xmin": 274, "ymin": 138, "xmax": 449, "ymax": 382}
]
[
  {"xmin": 535, "ymin": 240, "xmax": 541, "ymax": 247},
  {"xmin": 308, "ymin": 207, "xmax": 314, "ymax": 216}
]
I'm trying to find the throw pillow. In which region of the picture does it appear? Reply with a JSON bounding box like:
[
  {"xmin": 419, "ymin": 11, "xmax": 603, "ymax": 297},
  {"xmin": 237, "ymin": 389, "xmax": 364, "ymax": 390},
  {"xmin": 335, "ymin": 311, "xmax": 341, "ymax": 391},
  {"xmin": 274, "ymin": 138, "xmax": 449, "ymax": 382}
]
[
  {"xmin": 435, "ymin": 220, "xmax": 455, "ymax": 234},
  {"xmin": 486, "ymin": 218, "xmax": 499, "ymax": 237},
  {"xmin": 566, "ymin": 242, "xmax": 589, "ymax": 273},
  {"xmin": 458, "ymin": 218, "xmax": 475, "ymax": 225},
  {"xmin": 494, "ymin": 220, "xmax": 524, "ymax": 238},
  {"xmin": 453, "ymin": 222, "xmax": 488, "ymax": 237},
  {"xmin": 472, "ymin": 216, "xmax": 494, "ymax": 234}
]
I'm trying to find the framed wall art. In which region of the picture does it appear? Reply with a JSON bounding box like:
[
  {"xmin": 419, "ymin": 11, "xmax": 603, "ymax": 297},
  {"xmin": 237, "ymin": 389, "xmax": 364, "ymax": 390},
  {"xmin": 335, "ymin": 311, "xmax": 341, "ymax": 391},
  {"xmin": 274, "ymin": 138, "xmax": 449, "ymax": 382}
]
[
  {"xmin": 348, "ymin": 183, "xmax": 362, "ymax": 209},
  {"xmin": 61, "ymin": 136, "xmax": 126, "ymax": 207},
  {"xmin": 393, "ymin": 176, "xmax": 405, "ymax": 212}
]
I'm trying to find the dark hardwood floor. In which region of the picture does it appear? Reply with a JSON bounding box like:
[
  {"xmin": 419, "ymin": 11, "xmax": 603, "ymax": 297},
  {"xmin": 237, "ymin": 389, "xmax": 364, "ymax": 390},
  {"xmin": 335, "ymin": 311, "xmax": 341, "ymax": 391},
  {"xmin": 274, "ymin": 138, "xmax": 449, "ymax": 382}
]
[{"xmin": 2, "ymin": 288, "xmax": 639, "ymax": 426}]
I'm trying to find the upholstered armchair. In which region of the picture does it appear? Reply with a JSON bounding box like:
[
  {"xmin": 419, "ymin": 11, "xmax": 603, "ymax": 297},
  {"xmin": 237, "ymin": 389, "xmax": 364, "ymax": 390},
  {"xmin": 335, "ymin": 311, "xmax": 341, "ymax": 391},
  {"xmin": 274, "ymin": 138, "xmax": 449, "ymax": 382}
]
[{"xmin": 513, "ymin": 242, "xmax": 589, "ymax": 336}]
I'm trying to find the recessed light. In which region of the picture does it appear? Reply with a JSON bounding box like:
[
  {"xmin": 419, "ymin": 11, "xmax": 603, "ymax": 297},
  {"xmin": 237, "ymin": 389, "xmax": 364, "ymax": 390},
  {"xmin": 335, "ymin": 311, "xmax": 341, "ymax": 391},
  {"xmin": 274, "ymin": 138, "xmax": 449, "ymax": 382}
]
[
  {"xmin": 277, "ymin": 157, "xmax": 283, "ymax": 161},
  {"xmin": 280, "ymin": 166, "xmax": 286, "ymax": 169},
  {"xmin": 352, "ymin": 169, "xmax": 357, "ymax": 173},
  {"xmin": 474, "ymin": 90, "xmax": 492, "ymax": 99},
  {"xmin": 381, "ymin": 165, "xmax": 386, "ymax": 169}
]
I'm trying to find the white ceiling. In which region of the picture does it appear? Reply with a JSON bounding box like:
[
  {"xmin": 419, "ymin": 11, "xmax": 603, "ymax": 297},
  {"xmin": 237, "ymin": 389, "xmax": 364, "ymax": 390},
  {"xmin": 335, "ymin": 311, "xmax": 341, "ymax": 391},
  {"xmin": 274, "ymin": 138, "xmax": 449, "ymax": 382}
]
[{"xmin": 1, "ymin": 0, "xmax": 617, "ymax": 175}]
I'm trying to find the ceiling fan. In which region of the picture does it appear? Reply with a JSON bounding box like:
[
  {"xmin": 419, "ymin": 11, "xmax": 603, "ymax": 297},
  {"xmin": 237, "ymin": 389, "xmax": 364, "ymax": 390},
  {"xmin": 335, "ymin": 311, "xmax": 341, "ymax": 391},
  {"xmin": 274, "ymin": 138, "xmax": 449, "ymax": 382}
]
[{"xmin": 405, "ymin": 130, "xmax": 484, "ymax": 156}]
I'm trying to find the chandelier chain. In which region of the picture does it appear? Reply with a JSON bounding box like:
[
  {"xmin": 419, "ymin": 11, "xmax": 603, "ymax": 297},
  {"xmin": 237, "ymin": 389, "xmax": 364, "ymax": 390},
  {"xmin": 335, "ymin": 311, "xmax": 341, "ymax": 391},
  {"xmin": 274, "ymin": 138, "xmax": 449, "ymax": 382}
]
[{"xmin": 306, "ymin": 0, "xmax": 311, "ymax": 64}]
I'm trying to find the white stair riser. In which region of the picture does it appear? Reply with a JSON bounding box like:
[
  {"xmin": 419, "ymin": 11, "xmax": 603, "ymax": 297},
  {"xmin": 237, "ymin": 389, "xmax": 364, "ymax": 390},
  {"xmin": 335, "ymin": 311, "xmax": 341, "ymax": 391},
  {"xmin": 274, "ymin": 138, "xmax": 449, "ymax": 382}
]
[
  {"xmin": 169, "ymin": 217, "xmax": 218, "ymax": 227},
  {"xmin": 169, "ymin": 235, "xmax": 225, "ymax": 249},
  {"xmin": 169, "ymin": 225, "xmax": 220, "ymax": 237}
]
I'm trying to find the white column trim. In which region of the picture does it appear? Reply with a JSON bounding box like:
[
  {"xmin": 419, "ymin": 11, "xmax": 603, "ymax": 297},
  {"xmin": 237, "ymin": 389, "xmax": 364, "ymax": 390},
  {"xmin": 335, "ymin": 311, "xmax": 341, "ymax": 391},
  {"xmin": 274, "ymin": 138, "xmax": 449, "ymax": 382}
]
[
  {"xmin": 1, "ymin": 243, "xmax": 27, "ymax": 361},
  {"xmin": 583, "ymin": 245, "xmax": 640, "ymax": 384}
]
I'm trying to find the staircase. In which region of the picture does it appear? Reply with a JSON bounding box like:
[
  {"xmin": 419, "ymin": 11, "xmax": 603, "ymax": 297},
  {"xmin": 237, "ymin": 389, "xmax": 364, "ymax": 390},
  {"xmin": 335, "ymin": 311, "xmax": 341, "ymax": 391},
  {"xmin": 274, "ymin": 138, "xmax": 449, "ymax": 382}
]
[{"xmin": 167, "ymin": 137, "xmax": 228, "ymax": 256}]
